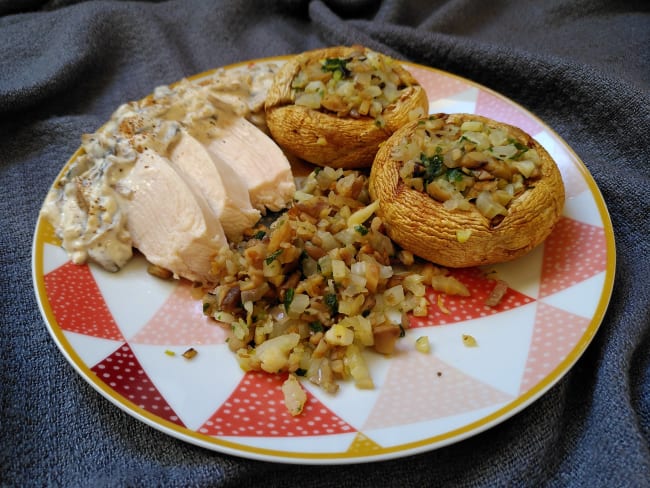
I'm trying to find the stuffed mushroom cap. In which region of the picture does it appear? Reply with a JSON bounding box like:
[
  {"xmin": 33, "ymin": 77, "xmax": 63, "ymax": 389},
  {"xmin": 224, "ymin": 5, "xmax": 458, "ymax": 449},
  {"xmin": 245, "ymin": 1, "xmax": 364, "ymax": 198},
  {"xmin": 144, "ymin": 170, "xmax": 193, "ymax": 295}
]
[
  {"xmin": 369, "ymin": 113, "xmax": 565, "ymax": 267},
  {"xmin": 265, "ymin": 45, "xmax": 429, "ymax": 169}
]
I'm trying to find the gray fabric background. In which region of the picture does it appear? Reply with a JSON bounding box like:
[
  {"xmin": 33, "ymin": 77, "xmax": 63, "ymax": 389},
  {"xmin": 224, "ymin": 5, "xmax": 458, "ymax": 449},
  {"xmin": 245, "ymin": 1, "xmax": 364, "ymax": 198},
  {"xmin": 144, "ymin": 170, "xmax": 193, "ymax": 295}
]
[{"xmin": 1, "ymin": 1, "xmax": 649, "ymax": 486}]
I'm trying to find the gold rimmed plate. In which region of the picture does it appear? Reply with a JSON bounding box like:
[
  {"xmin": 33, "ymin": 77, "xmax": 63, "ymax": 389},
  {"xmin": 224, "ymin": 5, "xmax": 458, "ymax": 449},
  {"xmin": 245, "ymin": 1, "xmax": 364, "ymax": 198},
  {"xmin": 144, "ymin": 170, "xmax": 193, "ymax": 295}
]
[{"xmin": 32, "ymin": 55, "xmax": 615, "ymax": 464}]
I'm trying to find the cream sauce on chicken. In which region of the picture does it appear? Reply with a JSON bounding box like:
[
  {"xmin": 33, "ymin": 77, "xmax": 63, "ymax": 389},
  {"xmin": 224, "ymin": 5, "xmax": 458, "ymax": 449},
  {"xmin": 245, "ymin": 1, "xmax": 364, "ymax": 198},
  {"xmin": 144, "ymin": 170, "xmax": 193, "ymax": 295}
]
[{"xmin": 41, "ymin": 63, "xmax": 280, "ymax": 273}]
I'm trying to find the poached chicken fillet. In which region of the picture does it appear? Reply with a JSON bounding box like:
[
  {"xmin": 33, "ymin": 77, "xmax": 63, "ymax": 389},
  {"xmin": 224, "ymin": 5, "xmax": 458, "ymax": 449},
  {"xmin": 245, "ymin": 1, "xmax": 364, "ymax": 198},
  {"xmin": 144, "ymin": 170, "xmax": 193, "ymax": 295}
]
[
  {"xmin": 204, "ymin": 113, "xmax": 295, "ymax": 213},
  {"xmin": 122, "ymin": 148, "xmax": 227, "ymax": 282},
  {"xmin": 168, "ymin": 130, "xmax": 260, "ymax": 241}
]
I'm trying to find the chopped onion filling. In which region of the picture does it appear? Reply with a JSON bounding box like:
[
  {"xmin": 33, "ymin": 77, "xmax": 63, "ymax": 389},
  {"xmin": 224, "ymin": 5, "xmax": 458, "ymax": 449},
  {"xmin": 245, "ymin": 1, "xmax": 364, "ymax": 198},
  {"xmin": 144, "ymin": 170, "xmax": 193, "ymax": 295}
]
[
  {"xmin": 395, "ymin": 115, "xmax": 543, "ymax": 223},
  {"xmin": 201, "ymin": 167, "xmax": 462, "ymax": 402},
  {"xmin": 292, "ymin": 47, "xmax": 413, "ymax": 120}
]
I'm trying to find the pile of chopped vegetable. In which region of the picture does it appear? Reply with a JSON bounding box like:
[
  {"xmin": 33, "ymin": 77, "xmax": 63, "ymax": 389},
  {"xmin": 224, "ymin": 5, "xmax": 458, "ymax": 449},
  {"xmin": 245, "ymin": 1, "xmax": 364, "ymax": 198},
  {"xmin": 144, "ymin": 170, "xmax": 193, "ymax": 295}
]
[{"xmin": 202, "ymin": 167, "xmax": 469, "ymax": 407}]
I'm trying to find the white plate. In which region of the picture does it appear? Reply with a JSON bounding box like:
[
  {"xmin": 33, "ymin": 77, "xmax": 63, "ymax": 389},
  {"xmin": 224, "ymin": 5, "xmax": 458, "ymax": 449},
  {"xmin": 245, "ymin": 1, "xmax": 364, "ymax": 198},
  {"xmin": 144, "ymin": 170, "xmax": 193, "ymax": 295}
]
[{"xmin": 32, "ymin": 56, "xmax": 616, "ymax": 464}]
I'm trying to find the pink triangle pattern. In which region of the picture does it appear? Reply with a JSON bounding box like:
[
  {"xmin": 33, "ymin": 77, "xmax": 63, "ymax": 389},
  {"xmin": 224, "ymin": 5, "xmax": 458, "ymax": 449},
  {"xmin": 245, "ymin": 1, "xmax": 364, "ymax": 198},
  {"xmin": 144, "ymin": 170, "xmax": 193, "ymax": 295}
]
[
  {"xmin": 519, "ymin": 302, "xmax": 591, "ymax": 394},
  {"xmin": 129, "ymin": 281, "xmax": 228, "ymax": 345},
  {"xmin": 475, "ymin": 89, "xmax": 543, "ymax": 136},
  {"xmin": 410, "ymin": 268, "xmax": 535, "ymax": 327},
  {"xmin": 198, "ymin": 371, "xmax": 355, "ymax": 437},
  {"xmin": 364, "ymin": 353, "xmax": 513, "ymax": 430},
  {"xmin": 90, "ymin": 343, "xmax": 185, "ymax": 427},
  {"xmin": 408, "ymin": 66, "xmax": 472, "ymax": 102},
  {"xmin": 539, "ymin": 217, "xmax": 607, "ymax": 298},
  {"xmin": 44, "ymin": 261, "xmax": 124, "ymax": 341}
]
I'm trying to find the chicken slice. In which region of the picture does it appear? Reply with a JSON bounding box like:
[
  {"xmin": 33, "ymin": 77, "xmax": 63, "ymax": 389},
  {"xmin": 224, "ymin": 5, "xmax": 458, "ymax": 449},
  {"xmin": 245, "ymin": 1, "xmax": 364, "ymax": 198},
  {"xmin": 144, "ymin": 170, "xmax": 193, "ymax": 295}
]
[
  {"xmin": 204, "ymin": 113, "xmax": 295, "ymax": 212},
  {"xmin": 168, "ymin": 130, "xmax": 260, "ymax": 241},
  {"xmin": 122, "ymin": 148, "xmax": 226, "ymax": 283}
]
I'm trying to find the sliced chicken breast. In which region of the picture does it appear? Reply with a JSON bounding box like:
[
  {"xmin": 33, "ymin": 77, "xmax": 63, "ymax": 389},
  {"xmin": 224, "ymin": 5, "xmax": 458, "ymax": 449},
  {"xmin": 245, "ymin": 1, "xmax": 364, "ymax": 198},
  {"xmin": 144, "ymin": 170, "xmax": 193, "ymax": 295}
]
[
  {"xmin": 122, "ymin": 148, "xmax": 226, "ymax": 283},
  {"xmin": 204, "ymin": 113, "xmax": 296, "ymax": 212},
  {"xmin": 168, "ymin": 130, "xmax": 260, "ymax": 240}
]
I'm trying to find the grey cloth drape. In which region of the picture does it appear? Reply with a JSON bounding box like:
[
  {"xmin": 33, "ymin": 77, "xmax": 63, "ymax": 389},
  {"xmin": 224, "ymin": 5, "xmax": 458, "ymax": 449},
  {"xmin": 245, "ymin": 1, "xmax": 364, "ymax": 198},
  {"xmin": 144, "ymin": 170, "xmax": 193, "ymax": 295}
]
[{"xmin": 2, "ymin": 1, "xmax": 648, "ymax": 486}]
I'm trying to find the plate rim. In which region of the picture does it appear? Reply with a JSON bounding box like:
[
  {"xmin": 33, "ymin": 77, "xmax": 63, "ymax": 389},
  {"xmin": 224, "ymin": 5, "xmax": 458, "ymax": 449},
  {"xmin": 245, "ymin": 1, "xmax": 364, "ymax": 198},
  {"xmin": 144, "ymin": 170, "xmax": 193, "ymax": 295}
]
[{"xmin": 31, "ymin": 54, "xmax": 617, "ymax": 464}]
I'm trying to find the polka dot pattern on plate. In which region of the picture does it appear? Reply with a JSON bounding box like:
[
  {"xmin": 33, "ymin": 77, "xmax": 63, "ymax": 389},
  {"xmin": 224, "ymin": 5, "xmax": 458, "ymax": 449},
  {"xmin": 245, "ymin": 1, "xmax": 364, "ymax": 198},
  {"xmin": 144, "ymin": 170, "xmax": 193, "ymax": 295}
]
[
  {"xmin": 408, "ymin": 66, "xmax": 472, "ymax": 102},
  {"xmin": 199, "ymin": 371, "xmax": 354, "ymax": 437},
  {"xmin": 519, "ymin": 302, "xmax": 590, "ymax": 394},
  {"xmin": 540, "ymin": 217, "xmax": 607, "ymax": 298},
  {"xmin": 130, "ymin": 281, "xmax": 228, "ymax": 346},
  {"xmin": 410, "ymin": 268, "xmax": 535, "ymax": 328},
  {"xmin": 475, "ymin": 89, "xmax": 543, "ymax": 136},
  {"xmin": 91, "ymin": 343, "xmax": 185, "ymax": 427},
  {"xmin": 364, "ymin": 354, "xmax": 513, "ymax": 430},
  {"xmin": 44, "ymin": 261, "xmax": 124, "ymax": 341}
]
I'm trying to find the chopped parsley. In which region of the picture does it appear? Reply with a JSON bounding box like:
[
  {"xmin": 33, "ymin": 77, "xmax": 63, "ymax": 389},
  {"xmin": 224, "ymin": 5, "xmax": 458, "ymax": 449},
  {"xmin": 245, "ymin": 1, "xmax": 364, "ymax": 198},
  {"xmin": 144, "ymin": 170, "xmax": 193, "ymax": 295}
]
[
  {"xmin": 252, "ymin": 230, "xmax": 266, "ymax": 240},
  {"xmin": 420, "ymin": 152, "xmax": 445, "ymax": 183},
  {"xmin": 509, "ymin": 139, "xmax": 530, "ymax": 160},
  {"xmin": 284, "ymin": 287, "xmax": 295, "ymax": 310},
  {"xmin": 354, "ymin": 224, "xmax": 369, "ymax": 236},
  {"xmin": 309, "ymin": 321, "xmax": 324, "ymax": 333},
  {"xmin": 265, "ymin": 248, "xmax": 283, "ymax": 265},
  {"xmin": 324, "ymin": 293, "xmax": 339, "ymax": 315},
  {"xmin": 321, "ymin": 57, "xmax": 351, "ymax": 78},
  {"xmin": 446, "ymin": 168, "xmax": 464, "ymax": 183}
]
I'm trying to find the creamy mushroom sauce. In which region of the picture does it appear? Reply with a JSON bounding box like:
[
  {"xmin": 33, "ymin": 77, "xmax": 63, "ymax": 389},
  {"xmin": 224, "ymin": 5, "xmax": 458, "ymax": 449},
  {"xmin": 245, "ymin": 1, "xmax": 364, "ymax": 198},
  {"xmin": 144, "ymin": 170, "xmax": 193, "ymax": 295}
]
[{"xmin": 41, "ymin": 63, "xmax": 279, "ymax": 272}]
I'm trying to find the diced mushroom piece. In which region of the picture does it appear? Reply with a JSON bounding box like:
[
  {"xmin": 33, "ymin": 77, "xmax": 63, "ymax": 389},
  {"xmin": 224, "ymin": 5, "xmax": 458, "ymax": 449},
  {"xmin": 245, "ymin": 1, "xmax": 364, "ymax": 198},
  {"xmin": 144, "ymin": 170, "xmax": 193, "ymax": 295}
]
[
  {"xmin": 485, "ymin": 279, "xmax": 509, "ymax": 307},
  {"xmin": 373, "ymin": 323, "xmax": 402, "ymax": 354}
]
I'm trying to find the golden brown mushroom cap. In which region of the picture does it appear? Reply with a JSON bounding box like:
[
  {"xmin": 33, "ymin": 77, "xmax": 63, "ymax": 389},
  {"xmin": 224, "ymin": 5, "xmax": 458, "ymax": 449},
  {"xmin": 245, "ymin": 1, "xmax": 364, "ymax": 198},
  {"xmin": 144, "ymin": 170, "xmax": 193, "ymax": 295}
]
[
  {"xmin": 369, "ymin": 113, "xmax": 565, "ymax": 267},
  {"xmin": 264, "ymin": 45, "xmax": 429, "ymax": 169}
]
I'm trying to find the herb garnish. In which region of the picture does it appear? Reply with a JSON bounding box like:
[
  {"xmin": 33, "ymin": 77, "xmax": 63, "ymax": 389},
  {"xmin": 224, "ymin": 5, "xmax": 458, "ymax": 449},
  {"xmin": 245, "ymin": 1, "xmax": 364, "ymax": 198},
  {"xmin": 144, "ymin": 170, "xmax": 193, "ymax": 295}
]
[
  {"xmin": 321, "ymin": 57, "xmax": 351, "ymax": 78},
  {"xmin": 324, "ymin": 293, "xmax": 339, "ymax": 315},
  {"xmin": 284, "ymin": 288, "xmax": 295, "ymax": 310},
  {"xmin": 446, "ymin": 168, "xmax": 464, "ymax": 183},
  {"xmin": 419, "ymin": 152, "xmax": 445, "ymax": 183},
  {"xmin": 354, "ymin": 224, "xmax": 369, "ymax": 236},
  {"xmin": 309, "ymin": 321, "xmax": 324, "ymax": 333},
  {"xmin": 509, "ymin": 140, "xmax": 530, "ymax": 160},
  {"xmin": 265, "ymin": 248, "xmax": 283, "ymax": 265}
]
